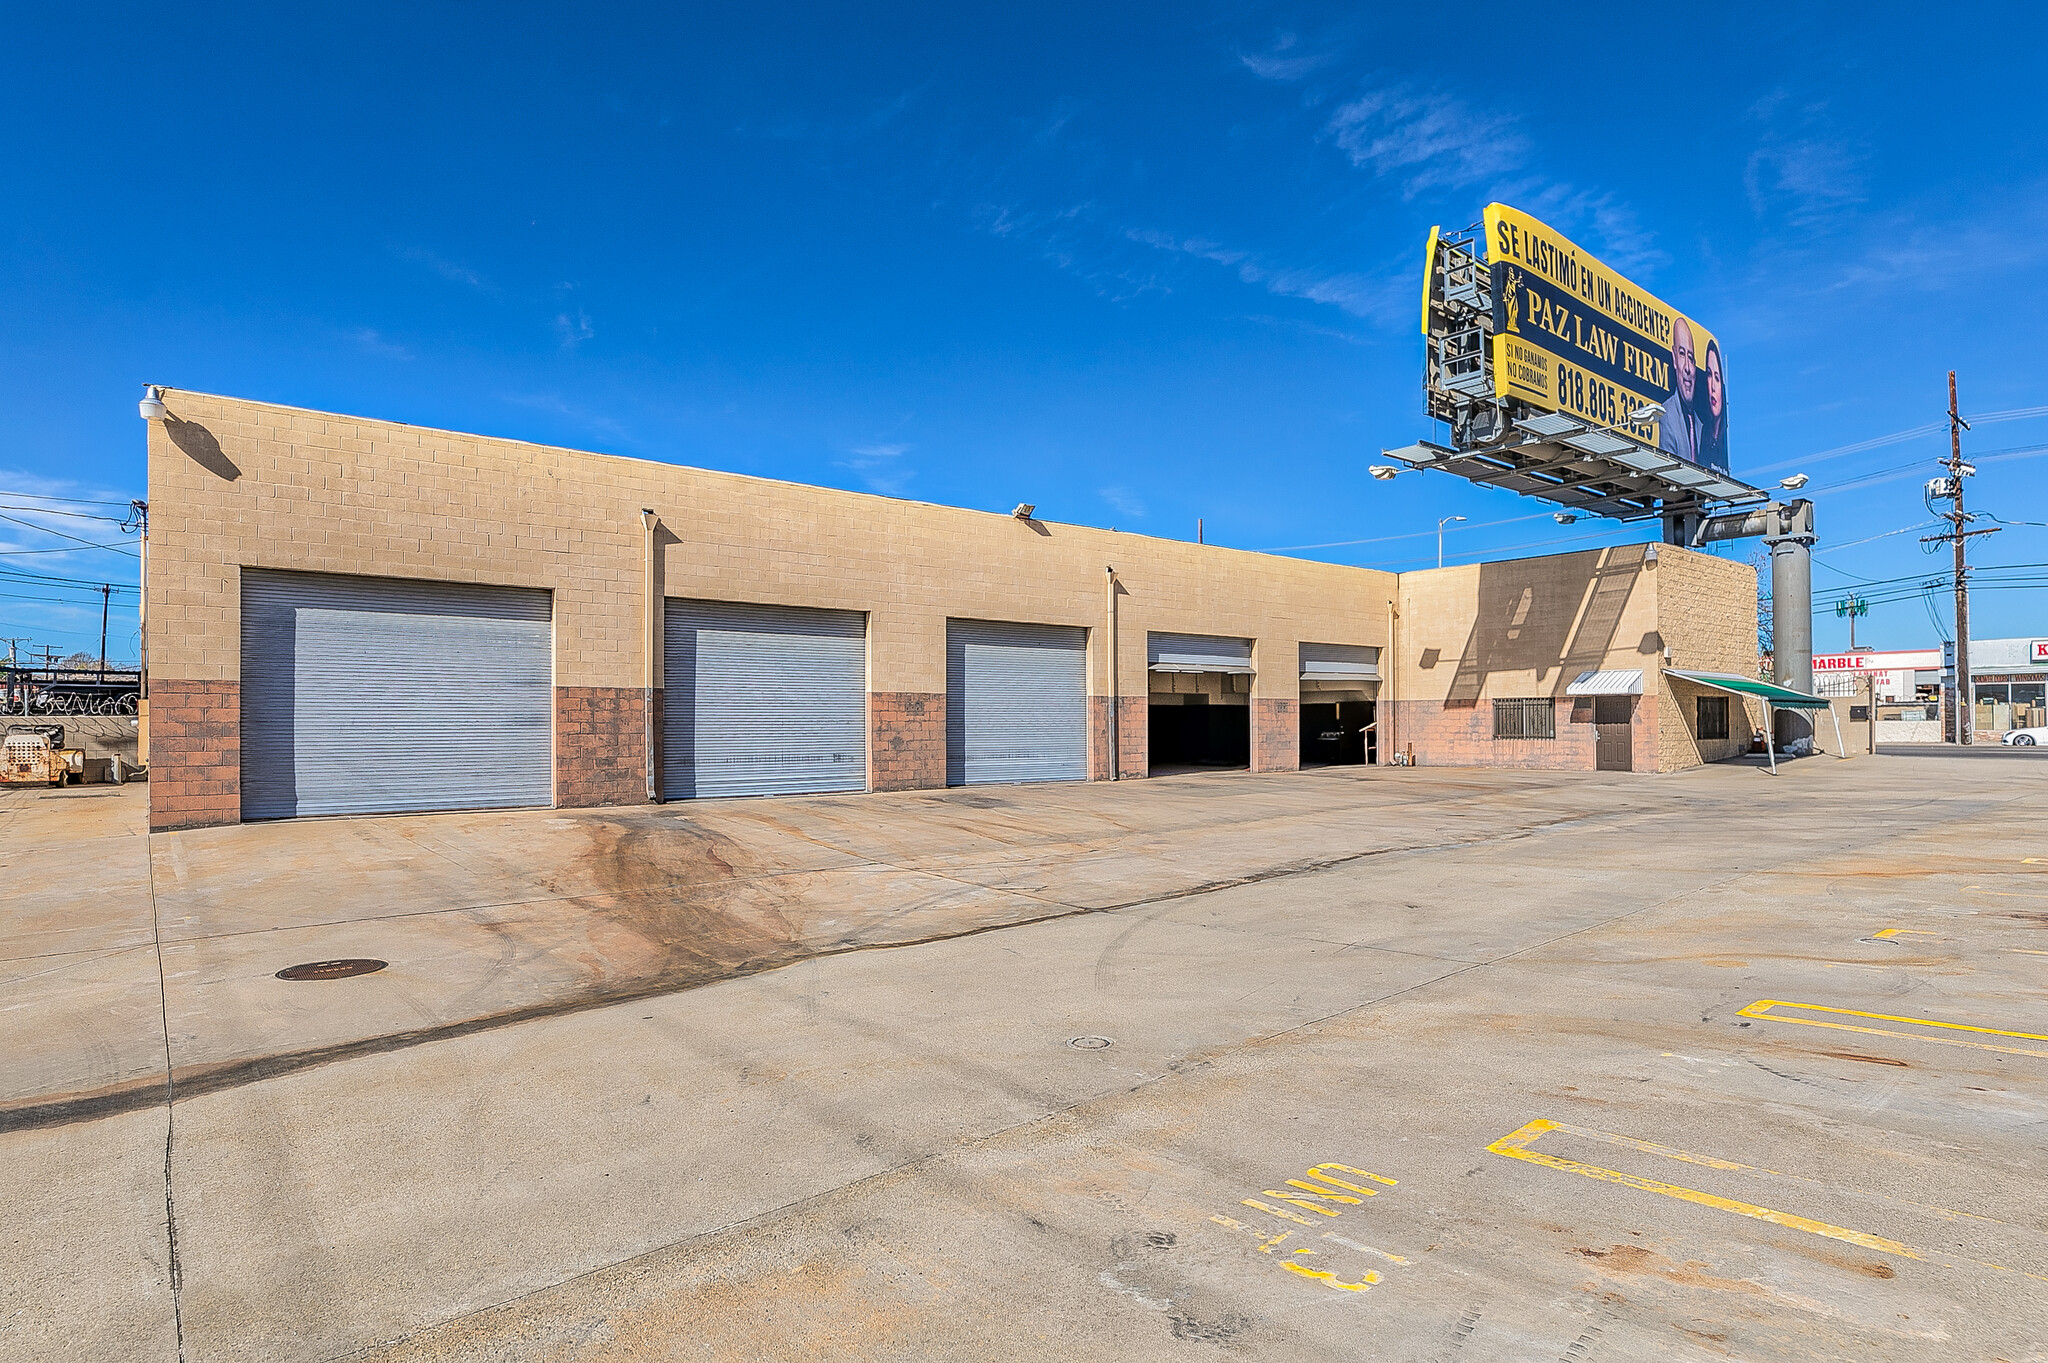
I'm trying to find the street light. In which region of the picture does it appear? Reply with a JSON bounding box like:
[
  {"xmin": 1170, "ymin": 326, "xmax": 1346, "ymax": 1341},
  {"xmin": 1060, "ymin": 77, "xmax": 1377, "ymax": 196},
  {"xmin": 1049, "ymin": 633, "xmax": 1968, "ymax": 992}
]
[{"xmin": 1438, "ymin": 515, "xmax": 1466, "ymax": 568}]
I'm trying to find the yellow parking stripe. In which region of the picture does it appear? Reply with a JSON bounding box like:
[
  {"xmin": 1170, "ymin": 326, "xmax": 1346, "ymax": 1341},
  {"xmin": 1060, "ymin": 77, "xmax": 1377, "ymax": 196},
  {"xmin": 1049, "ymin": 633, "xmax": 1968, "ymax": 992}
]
[
  {"xmin": 1739, "ymin": 999, "xmax": 2048, "ymax": 1059},
  {"xmin": 1487, "ymin": 1119, "xmax": 2048, "ymax": 1285},
  {"xmin": 1487, "ymin": 1119, "xmax": 1915, "ymax": 1256}
]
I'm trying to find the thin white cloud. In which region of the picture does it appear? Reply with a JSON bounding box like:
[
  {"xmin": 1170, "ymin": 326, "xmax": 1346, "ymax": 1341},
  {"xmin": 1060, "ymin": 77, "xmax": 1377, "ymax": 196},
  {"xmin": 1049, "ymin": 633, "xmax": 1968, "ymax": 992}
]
[
  {"xmin": 1099, "ymin": 486, "xmax": 1146, "ymax": 518},
  {"xmin": 553, "ymin": 309, "xmax": 595, "ymax": 348},
  {"xmin": 1240, "ymin": 33, "xmax": 1339, "ymax": 82},
  {"xmin": 1125, "ymin": 227, "xmax": 1404, "ymax": 322},
  {"xmin": 351, "ymin": 328, "xmax": 413, "ymax": 361},
  {"xmin": 1746, "ymin": 138, "xmax": 1867, "ymax": 227},
  {"xmin": 1496, "ymin": 183, "xmax": 1670, "ymax": 278},
  {"xmin": 1324, "ymin": 85, "xmax": 1525, "ymax": 198},
  {"xmin": 396, "ymin": 245, "xmax": 487, "ymax": 290},
  {"xmin": 498, "ymin": 391, "xmax": 631, "ymax": 444},
  {"xmin": 1242, "ymin": 314, "xmax": 1368, "ymax": 346},
  {"xmin": 837, "ymin": 443, "xmax": 914, "ymax": 496}
]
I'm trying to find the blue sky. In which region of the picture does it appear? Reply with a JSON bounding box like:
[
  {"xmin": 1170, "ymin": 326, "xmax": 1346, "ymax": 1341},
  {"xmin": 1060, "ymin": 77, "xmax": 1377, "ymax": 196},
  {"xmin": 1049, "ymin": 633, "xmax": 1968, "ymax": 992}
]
[{"xmin": 5, "ymin": 2, "xmax": 2047, "ymax": 661}]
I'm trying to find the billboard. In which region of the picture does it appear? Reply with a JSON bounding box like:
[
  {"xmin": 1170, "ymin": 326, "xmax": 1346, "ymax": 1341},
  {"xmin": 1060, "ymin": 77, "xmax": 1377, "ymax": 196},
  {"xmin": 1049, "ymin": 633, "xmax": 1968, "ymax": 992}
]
[{"xmin": 1482, "ymin": 203, "xmax": 1730, "ymax": 473}]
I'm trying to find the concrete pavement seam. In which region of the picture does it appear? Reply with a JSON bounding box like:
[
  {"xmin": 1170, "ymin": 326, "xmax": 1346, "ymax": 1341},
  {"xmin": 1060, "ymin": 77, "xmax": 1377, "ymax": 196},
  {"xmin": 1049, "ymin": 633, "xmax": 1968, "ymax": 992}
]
[{"xmin": 146, "ymin": 826, "xmax": 186, "ymax": 1363}]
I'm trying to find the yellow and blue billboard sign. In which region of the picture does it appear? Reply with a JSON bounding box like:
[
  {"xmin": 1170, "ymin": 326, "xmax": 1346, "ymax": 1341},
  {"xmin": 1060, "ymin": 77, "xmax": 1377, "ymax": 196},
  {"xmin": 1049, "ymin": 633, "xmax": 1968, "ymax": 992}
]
[{"xmin": 1481, "ymin": 203, "xmax": 1730, "ymax": 472}]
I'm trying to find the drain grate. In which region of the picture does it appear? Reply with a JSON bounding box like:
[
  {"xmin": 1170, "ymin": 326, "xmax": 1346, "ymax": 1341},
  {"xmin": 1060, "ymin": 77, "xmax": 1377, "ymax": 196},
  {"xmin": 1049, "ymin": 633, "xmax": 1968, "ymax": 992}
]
[
  {"xmin": 275, "ymin": 958, "xmax": 388, "ymax": 981},
  {"xmin": 1068, "ymin": 1035, "xmax": 1113, "ymax": 1050}
]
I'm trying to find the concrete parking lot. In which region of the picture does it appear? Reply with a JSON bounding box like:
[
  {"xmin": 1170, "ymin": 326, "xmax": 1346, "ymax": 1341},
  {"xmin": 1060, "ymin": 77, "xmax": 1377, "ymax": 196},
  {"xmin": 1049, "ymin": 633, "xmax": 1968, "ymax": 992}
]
[{"xmin": 4, "ymin": 754, "xmax": 2045, "ymax": 1361}]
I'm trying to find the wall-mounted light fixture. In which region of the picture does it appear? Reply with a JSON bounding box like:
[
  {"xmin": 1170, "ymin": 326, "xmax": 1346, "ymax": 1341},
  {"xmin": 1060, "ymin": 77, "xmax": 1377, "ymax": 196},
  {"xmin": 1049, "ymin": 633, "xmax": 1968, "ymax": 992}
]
[
  {"xmin": 138, "ymin": 385, "xmax": 166, "ymax": 421},
  {"xmin": 1012, "ymin": 503, "xmax": 1035, "ymax": 520}
]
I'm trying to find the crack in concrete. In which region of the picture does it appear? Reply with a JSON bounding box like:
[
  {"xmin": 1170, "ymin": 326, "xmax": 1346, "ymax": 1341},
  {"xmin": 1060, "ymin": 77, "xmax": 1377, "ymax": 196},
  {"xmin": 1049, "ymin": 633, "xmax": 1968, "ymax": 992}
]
[
  {"xmin": 306, "ymin": 773, "xmax": 2038, "ymax": 1360},
  {"xmin": 147, "ymin": 818, "xmax": 187, "ymax": 1363},
  {"xmin": 0, "ymin": 803, "xmax": 1646, "ymax": 1133}
]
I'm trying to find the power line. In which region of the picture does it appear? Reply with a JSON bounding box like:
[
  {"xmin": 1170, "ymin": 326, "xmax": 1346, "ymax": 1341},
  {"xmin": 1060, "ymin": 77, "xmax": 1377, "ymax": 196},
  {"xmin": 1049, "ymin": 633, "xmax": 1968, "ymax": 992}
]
[
  {"xmin": 0, "ymin": 502, "xmax": 131, "ymax": 524},
  {"xmin": 0, "ymin": 566, "xmax": 137, "ymax": 591},
  {"xmin": 1265, "ymin": 510, "xmax": 1555, "ymax": 553},
  {"xmin": 0, "ymin": 509, "xmax": 140, "ymax": 553},
  {"xmin": 0, "ymin": 489, "xmax": 138, "ymax": 507},
  {"xmin": 1748, "ymin": 405, "xmax": 2048, "ymax": 477},
  {"xmin": 0, "ymin": 542, "xmax": 140, "ymax": 558}
]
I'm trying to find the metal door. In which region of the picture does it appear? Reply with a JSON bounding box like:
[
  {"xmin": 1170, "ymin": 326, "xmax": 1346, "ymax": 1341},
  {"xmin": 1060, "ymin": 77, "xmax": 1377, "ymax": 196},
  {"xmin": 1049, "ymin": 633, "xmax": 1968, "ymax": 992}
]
[
  {"xmin": 947, "ymin": 619, "xmax": 1088, "ymax": 785},
  {"xmin": 663, "ymin": 599, "xmax": 867, "ymax": 799},
  {"xmin": 1147, "ymin": 632, "xmax": 1254, "ymax": 675},
  {"xmin": 240, "ymin": 569, "xmax": 553, "ymax": 819},
  {"xmin": 1594, "ymin": 695, "xmax": 1633, "ymax": 771}
]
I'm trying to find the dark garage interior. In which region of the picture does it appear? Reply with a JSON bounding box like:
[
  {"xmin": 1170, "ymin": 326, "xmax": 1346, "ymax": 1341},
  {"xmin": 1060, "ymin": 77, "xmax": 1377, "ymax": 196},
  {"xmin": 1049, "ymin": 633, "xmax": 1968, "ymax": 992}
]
[
  {"xmin": 1148, "ymin": 700, "xmax": 1250, "ymax": 770},
  {"xmin": 1300, "ymin": 700, "xmax": 1375, "ymax": 766}
]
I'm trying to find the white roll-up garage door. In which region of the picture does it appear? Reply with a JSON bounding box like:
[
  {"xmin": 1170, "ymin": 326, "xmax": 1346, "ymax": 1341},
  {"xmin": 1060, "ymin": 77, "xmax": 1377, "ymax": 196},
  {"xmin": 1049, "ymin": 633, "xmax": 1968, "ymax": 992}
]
[
  {"xmin": 663, "ymin": 599, "xmax": 867, "ymax": 799},
  {"xmin": 946, "ymin": 619, "xmax": 1088, "ymax": 786},
  {"xmin": 1147, "ymin": 632, "xmax": 1255, "ymax": 674},
  {"xmin": 240, "ymin": 569, "xmax": 554, "ymax": 820}
]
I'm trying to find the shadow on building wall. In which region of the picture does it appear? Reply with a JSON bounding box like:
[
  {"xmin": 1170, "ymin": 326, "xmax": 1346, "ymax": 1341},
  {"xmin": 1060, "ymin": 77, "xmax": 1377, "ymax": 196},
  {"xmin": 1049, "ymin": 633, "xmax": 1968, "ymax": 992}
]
[{"xmin": 1443, "ymin": 545, "xmax": 1654, "ymax": 704}]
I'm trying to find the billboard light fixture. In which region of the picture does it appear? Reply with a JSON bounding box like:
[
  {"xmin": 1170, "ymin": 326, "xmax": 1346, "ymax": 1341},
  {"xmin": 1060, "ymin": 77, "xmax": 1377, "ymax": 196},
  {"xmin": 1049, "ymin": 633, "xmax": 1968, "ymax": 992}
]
[
  {"xmin": 1778, "ymin": 474, "xmax": 1809, "ymax": 490},
  {"xmin": 1369, "ymin": 465, "xmax": 1407, "ymax": 481}
]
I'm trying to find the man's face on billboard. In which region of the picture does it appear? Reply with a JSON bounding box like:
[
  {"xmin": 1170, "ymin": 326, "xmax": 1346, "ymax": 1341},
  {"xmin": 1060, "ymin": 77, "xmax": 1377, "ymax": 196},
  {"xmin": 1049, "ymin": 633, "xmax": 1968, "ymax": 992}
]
[{"xmin": 1673, "ymin": 320, "xmax": 1696, "ymax": 404}]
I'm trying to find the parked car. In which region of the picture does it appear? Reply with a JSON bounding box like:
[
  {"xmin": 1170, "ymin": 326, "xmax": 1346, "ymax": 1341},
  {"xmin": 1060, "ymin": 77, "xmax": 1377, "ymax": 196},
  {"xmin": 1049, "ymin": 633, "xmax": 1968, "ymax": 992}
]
[{"xmin": 2001, "ymin": 726, "xmax": 2048, "ymax": 747}]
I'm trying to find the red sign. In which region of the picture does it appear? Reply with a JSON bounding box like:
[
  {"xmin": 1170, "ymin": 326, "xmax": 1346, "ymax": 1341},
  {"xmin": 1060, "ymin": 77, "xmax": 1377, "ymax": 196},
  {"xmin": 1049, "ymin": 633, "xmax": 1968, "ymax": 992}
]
[{"xmin": 2033, "ymin": 640, "xmax": 2048, "ymax": 663}]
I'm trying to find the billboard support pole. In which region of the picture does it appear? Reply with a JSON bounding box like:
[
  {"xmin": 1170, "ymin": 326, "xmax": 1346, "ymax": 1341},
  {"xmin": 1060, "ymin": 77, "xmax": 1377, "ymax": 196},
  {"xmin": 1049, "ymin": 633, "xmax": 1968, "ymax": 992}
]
[
  {"xmin": 1763, "ymin": 500, "xmax": 1816, "ymax": 745},
  {"xmin": 1662, "ymin": 508, "xmax": 1703, "ymax": 547}
]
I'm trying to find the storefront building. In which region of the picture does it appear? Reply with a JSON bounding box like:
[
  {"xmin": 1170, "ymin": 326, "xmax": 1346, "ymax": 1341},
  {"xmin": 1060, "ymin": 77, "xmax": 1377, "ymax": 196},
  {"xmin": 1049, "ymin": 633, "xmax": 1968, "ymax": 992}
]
[{"xmin": 143, "ymin": 390, "xmax": 1762, "ymax": 830}]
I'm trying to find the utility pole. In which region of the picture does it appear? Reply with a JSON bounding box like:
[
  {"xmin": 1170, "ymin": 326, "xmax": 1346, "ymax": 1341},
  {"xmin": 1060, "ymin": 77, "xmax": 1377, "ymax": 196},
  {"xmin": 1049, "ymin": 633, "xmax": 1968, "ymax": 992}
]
[
  {"xmin": 1922, "ymin": 371, "xmax": 1999, "ymax": 745},
  {"xmin": 1, "ymin": 637, "xmax": 26, "ymax": 716},
  {"xmin": 97, "ymin": 584, "xmax": 112, "ymax": 677},
  {"xmin": 1836, "ymin": 592, "xmax": 1867, "ymax": 651}
]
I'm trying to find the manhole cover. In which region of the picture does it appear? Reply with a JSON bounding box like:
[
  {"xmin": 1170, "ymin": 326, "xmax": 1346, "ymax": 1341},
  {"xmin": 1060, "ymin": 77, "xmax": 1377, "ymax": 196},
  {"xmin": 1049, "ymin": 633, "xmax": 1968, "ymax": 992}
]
[
  {"xmin": 276, "ymin": 959, "xmax": 388, "ymax": 981},
  {"xmin": 1068, "ymin": 1035, "xmax": 1113, "ymax": 1050}
]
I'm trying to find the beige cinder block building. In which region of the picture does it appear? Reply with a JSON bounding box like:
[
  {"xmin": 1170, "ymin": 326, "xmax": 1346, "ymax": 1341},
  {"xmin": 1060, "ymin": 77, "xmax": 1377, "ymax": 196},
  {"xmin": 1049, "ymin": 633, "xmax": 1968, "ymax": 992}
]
[
  {"xmin": 142, "ymin": 390, "xmax": 1760, "ymax": 831},
  {"xmin": 1390, "ymin": 546, "xmax": 1762, "ymax": 773}
]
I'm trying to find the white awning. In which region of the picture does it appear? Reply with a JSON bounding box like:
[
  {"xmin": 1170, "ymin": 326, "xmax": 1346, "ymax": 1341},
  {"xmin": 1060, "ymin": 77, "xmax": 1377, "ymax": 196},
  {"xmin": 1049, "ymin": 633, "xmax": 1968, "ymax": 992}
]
[
  {"xmin": 1299, "ymin": 642, "xmax": 1380, "ymax": 682},
  {"xmin": 1148, "ymin": 632, "xmax": 1255, "ymax": 675},
  {"xmin": 1565, "ymin": 669, "xmax": 1644, "ymax": 696}
]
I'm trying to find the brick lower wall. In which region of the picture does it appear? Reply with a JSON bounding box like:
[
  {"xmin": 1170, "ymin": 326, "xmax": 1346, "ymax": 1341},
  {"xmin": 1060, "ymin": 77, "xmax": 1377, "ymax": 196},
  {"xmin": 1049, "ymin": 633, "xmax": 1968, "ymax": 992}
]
[
  {"xmin": 1250, "ymin": 697, "xmax": 1299, "ymax": 774},
  {"xmin": 1089, "ymin": 695, "xmax": 1149, "ymax": 779},
  {"xmin": 869, "ymin": 691, "xmax": 946, "ymax": 791},
  {"xmin": 555, "ymin": 686, "xmax": 648, "ymax": 808},
  {"xmin": 149, "ymin": 678, "xmax": 241, "ymax": 831},
  {"xmin": 1393, "ymin": 695, "xmax": 1663, "ymax": 771}
]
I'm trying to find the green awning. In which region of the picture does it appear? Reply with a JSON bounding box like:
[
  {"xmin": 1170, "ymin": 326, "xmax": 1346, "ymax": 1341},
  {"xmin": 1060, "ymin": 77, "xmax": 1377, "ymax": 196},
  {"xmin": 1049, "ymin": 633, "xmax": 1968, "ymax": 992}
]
[{"xmin": 1664, "ymin": 669, "xmax": 1834, "ymax": 710}]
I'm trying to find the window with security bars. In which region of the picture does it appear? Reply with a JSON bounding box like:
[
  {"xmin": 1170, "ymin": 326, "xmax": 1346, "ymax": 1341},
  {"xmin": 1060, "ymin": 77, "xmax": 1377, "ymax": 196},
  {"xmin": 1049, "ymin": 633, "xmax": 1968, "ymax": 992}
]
[
  {"xmin": 1697, "ymin": 695, "xmax": 1730, "ymax": 740},
  {"xmin": 1493, "ymin": 697, "xmax": 1556, "ymax": 740}
]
